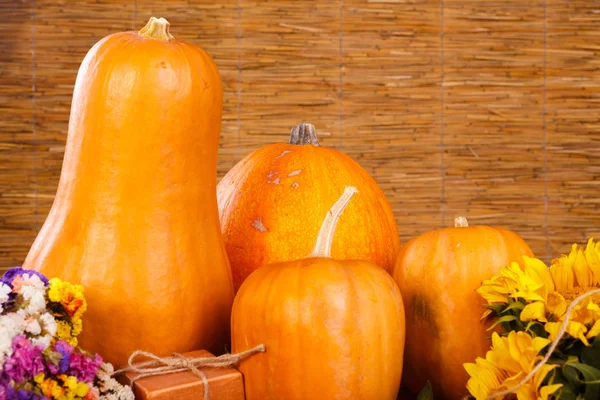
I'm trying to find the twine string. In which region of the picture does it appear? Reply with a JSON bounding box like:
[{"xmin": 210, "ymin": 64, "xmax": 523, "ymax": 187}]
[
  {"xmin": 112, "ymin": 344, "xmax": 266, "ymax": 400},
  {"xmin": 487, "ymin": 288, "xmax": 600, "ymax": 399}
]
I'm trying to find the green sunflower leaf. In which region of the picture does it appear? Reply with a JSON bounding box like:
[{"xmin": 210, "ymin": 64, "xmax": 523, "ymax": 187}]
[
  {"xmin": 581, "ymin": 335, "xmax": 600, "ymax": 370},
  {"xmin": 563, "ymin": 359, "xmax": 600, "ymax": 400},
  {"xmin": 547, "ymin": 365, "xmax": 578, "ymax": 400},
  {"xmin": 486, "ymin": 315, "xmax": 518, "ymax": 331},
  {"xmin": 484, "ymin": 303, "xmax": 507, "ymax": 315},
  {"xmin": 416, "ymin": 381, "xmax": 433, "ymax": 400},
  {"xmin": 501, "ymin": 301, "xmax": 525, "ymax": 314}
]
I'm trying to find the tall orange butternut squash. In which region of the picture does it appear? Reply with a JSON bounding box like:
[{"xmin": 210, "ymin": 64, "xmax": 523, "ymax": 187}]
[{"xmin": 23, "ymin": 17, "xmax": 234, "ymax": 367}]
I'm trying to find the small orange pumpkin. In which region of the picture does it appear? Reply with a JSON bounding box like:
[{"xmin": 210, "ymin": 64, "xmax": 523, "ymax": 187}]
[
  {"xmin": 23, "ymin": 17, "xmax": 233, "ymax": 367},
  {"xmin": 218, "ymin": 122, "xmax": 400, "ymax": 291},
  {"xmin": 231, "ymin": 187, "xmax": 406, "ymax": 400},
  {"xmin": 392, "ymin": 216, "xmax": 534, "ymax": 399}
]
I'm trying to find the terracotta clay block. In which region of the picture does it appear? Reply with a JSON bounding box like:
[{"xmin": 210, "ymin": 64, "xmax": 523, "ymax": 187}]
[{"xmin": 119, "ymin": 350, "xmax": 245, "ymax": 400}]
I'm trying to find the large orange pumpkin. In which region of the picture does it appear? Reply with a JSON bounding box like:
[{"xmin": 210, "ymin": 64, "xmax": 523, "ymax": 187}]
[
  {"xmin": 392, "ymin": 216, "xmax": 534, "ymax": 399},
  {"xmin": 231, "ymin": 186, "xmax": 406, "ymax": 400},
  {"xmin": 218, "ymin": 122, "xmax": 400, "ymax": 291},
  {"xmin": 23, "ymin": 17, "xmax": 234, "ymax": 367}
]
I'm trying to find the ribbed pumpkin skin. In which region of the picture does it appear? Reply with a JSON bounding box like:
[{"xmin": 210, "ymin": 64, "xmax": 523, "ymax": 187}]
[
  {"xmin": 392, "ymin": 224, "xmax": 533, "ymax": 399},
  {"xmin": 217, "ymin": 142, "xmax": 400, "ymax": 291},
  {"xmin": 23, "ymin": 25, "xmax": 234, "ymax": 367},
  {"xmin": 232, "ymin": 257, "xmax": 406, "ymax": 400}
]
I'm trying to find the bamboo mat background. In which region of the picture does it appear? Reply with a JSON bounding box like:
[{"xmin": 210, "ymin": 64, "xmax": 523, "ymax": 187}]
[{"xmin": 1, "ymin": 0, "xmax": 599, "ymax": 269}]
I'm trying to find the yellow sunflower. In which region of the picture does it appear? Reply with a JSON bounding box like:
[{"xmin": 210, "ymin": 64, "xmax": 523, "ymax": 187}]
[
  {"xmin": 464, "ymin": 331, "xmax": 562, "ymax": 400},
  {"xmin": 477, "ymin": 239, "xmax": 600, "ymax": 345}
]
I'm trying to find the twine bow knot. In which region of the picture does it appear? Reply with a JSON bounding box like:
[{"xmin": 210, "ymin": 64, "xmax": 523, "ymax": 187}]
[{"xmin": 112, "ymin": 344, "xmax": 265, "ymax": 400}]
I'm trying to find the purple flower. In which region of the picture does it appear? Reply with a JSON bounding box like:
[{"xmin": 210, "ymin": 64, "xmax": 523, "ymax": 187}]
[
  {"xmin": 4, "ymin": 386, "xmax": 48, "ymax": 400},
  {"xmin": 46, "ymin": 361, "xmax": 59, "ymax": 375},
  {"xmin": 1, "ymin": 335, "xmax": 45, "ymax": 383},
  {"xmin": 0, "ymin": 267, "xmax": 49, "ymax": 288},
  {"xmin": 68, "ymin": 352, "xmax": 103, "ymax": 383},
  {"xmin": 0, "ymin": 380, "xmax": 47, "ymax": 400},
  {"xmin": 53, "ymin": 341, "xmax": 74, "ymax": 374}
]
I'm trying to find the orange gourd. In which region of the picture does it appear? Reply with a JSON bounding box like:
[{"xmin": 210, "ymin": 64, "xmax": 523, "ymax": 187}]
[
  {"xmin": 231, "ymin": 187, "xmax": 405, "ymax": 400},
  {"xmin": 392, "ymin": 216, "xmax": 534, "ymax": 399},
  {"xmin": 218, "ymin": 122, "xmax": 400, "ymax": 291},
  {"xmin": 23, "ymin": 18, "xmax": 234, "ymax": 367}
]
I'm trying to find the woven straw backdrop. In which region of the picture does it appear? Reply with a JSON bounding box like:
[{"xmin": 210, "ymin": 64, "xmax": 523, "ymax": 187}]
[{"xmin": 1, "ymin": 0, "xmax": 599, "ymax": 269}]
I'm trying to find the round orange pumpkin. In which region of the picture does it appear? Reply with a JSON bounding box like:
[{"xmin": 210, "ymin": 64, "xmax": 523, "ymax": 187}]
[
  {"xmin": 23, "ymin": 17, "xmax": 234, "ymax": 367},
  {"xmin": 231, "ymin": 187, "xmax": 406, "ymax": 400},
  {"xmin": 392, "ymin": 216, "xmax": 534, "ymax": 399},
  {"xmin": 218, "ymin": 122, "xmax": 400, "ymax": 291}
]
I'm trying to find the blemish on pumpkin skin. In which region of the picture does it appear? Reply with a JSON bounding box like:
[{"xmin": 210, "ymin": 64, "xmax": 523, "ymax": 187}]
[
  {"xmin": 267, "ymin": 178, "xmax": 280, "ymax": 185},
  {"xmin": 274, "ymin": 150, "xmax": 292, "ymax": 159},
  {"xmin": 291, "ymin": 182, "xmax": 299, "ymax": 189},
  {"xmin": 252, "ymin": 218, "xmax": 269, "ymax": 232},
  {"xmin": 267, "ymin": 171, "xmax": 279, "ymax": 179},
  {"xmin": 413, "ymin": 292, "xmax": 440, "ymax": 338},
  {"xmin": 288, "ymin": 170, "xmax": 302, "ymax": 177}
]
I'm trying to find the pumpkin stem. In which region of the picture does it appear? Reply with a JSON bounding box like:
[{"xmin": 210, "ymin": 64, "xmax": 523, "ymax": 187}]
[
  {"xmin": 309, "ymin": 186, "xmax": 358, "ymax": 258},
  {"xmin": 454, "ymin": 216, "xmax": 469, "ymax": 228},
  {"xmin": 139, "ymin": 17, "xmax": 174, "ymax": 41},
  {"xmin": 289, "ymin": 123, "xmax": 320, "ymax": 146}
]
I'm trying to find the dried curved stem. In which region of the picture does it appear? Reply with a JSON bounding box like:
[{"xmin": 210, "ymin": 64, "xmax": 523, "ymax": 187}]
[
  {"xmin": 454, "ymin": 216, "xmax": 469, "ymax": 228},
  {"xmin": 289, "ymin": 123, "xmax": 320, "ymax": 146},
  {"xmin": 139, "ymin": 17, "xmax": 174, "ymax": 41},
  {"xmin": 309, "ymin": 186, "xmax": 358, "ymax": 258}
]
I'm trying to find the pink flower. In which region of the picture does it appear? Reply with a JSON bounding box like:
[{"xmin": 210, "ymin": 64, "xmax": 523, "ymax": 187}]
[
  {"xmin": 1, "ymin": 335, "xmax": 45, "ymax": 383},
  {"xmin": 69, "ymin": 352, "xmax": 103, "ymax": 382},
  {"xmin": 84, "ymin": 387, "xmax": 99, "ymax": 400},
  {"xmin": 11, "ymin": 276, "xmax": 24, "ymax": 293}
]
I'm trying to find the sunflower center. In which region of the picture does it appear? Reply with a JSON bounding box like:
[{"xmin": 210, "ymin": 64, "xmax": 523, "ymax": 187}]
[{"xmin": 559, "ymin": 286, "xmax": 600, "ymax": 303}]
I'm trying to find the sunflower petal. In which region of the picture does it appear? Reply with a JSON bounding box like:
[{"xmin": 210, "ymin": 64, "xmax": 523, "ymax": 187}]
[
  {"xmin": 585, "ymin": 238, "xmax": 600, "ymax": 286},
  {"xmin": 481, "ymin": 308, "xmax": 493, "ymax": 321},
  {"xmin": 534, "ymin": 364, "xmax": 558, "ymax": 388},
  {"xmin": 523, "ymin": 256, "xmax": 555, "ymax": 294},
  {"xmin": 514, "ymin": 382, "xmax": 537, "ymax": 400},
  {"xmin": 465, "ymin": 358, "xmax": 506, "ymax": 400},
  {"xmin": 545, "ymin": 319, "xmax": 590, "ymax": 345},
  {"xmin": 550, "ymin": 250, "xmax": 575, "ymax": 291},
  {"xmin": 572, "ymin": 247, "xmax": 593, "ymax": 288},
  {"xmin": 546, "ymin": 291, "xmax": 567, "ymax": 318},
  {"xmin": 511, "ymin": 291, "xmax": 546, "ymax": 302},
  {"xmin": 586, "ymin": 320, "xmax": 600, "ymax": 339},
  {"xmin": 521, "ymin": 302, "xmax": 548, "ymax": 322},
  {"xmin": 544, "ymin": 322, "xmax": 560, "ymax": 341},
  {"xmin": 531, "ymin": 336, "xmax": 551, "ymax": 354},
  {"xmin": 566, "ymin": 321, "xmax": 590, "ymax": 346},
  {"xmin": 539, "ymin": 383, "xmax": 563, "ymax": 400}
]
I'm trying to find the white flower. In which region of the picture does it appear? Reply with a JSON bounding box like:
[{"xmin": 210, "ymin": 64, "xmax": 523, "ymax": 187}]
[
  {"xmin": 96, "ymin": 363, "xmax": 135, "ymax": 399},
  {"xmin": 24, "ymin": 317, "xmax": 41, "ymax": 335},
  {"xmin": 100, "ymin": 362, "xmax": 115, "ymax": 374},
  {"xmin": 20, "ymin": 285, "xmax": 46, "ymax": 315},
  {"xmin": 39, "ymin": 312, "xmax": 57, "ymax": 337},
  {"xmin": 0, "ymin": 328, "xmax": 14, "ymax": 364},
  {"xmin": 20, "ymin": 273, "xmax": 45, "ymax": 289},
  {"xmin": 1, "ymin": 313, "xmax": 25, "ymax": 337},
  {"xmin": 0, "ymin": 283, "xmax": 11, "ymax": 313},
  {"xmin": 117, "ymin": 387, "xmax": 135, "ymax": 400},
  {"xmin": 31, "ymin": 334, "xmax": 52, "ymax": 350},
  {"xmin": 0, "ymin": 313, "xmax": 25, "ymax": 364}
]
